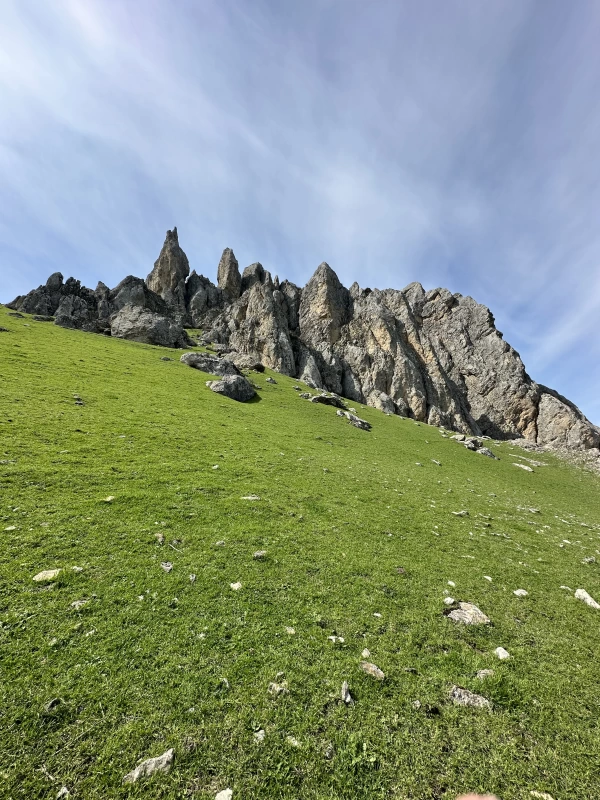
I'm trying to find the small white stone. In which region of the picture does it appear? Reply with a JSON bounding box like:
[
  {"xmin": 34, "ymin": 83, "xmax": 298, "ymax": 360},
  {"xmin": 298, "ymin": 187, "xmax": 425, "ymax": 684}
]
[
  {"xmin": 70, "ymin": 600, "xmax": 88, "ymax": 610},
  {"xmin": 4, "ymin": 525, "xmax": 16, "ymax": 531},
  {"xmin": 56, "ymin": 788, "xmax": 70, "ymax": 799},
  {"xmin": 447, "ymin": 580, "xmax": 456, "ymax": 587},
  {"xmin": 71, "ymin": 566, "xmax": 84, "ymax": 572},
  {"xmin": 212, "ymin": 464, "xmax": 220, "ymax": 469},
  {"xmin": 241, "ymin": 495, "xmax": 260, "ymax": 500},
  {"xmin": 483, "ymin": 575, "xmax": 492, "ymax": 582},
  {"xmin": 285, "ymin": 626, "xmax": 295, "ymax": 635},
  {"xmin": 361, "ymin": 648, "xmax": 371, "ymax": 658},
  {"xmin": 449, "ymin": 685, "xmax": 491, "ymax": 709},
  {"xmin": 559, "ymin": 585, "xmax": 572, "ymax": 591},
  {"xmin": 447, "ymin": 602, "xmax": 490, "ymax": 625},
  {"xmin": 327, "ymin": 635, "xmax": 344, "ymax": 644},
  {"xmin": 444, "ymin": 597, "xmax": 455, "ymax": 605},
  {"xmin": 230, "ymin": 582, "xmax": 242, "ymax": 591},
  {"xmin": 254, "ymin": 729, "xmax": 266, "ymax": 743},
  {"xmin": 373, "ymin": 612, "xmax": 382, "ymax": 618},
  {"xmin": 476, "ymin": 669, "xmax": 494, "ymax": 679},
  {"xmin": 160, "ymin": 562, "xmax": 173, "ymax": 573},
  {"xmin": 189, "ymin": 574, "xmax": 196, "ymax": 583},
  {"xmin": 494, "ymin": 646, "xmax": 510, "ymax": 660},
  {"xmin": 530, "ymin": 792, "xmax": 555, "ymax": 800},
  {"xmin": 286, "ymin": 735, "xmax": 301, "ymax": 748},
  {"xmin": 513, "ymin": 589, "xmax": 528, "ymax": 597},
  {"xmin": 215, "ymin": 790, "xmax": 233, "ymax": 800},
  {"xmin": 359, "ymin": 661, "xmax": 385, "ymax": 680},
  {"xmin": 103, "ymin": 496, "xmax": 115, "ymax": 502}
]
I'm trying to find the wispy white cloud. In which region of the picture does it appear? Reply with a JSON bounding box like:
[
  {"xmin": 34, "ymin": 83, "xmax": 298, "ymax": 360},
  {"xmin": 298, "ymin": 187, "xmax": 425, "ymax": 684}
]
[{"xmin": 0, "ymin": 0, "xmax": 598, "ymax": 420}]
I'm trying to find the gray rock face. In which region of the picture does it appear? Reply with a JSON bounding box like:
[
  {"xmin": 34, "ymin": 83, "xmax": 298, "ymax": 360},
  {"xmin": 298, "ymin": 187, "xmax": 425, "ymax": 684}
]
[
  {"xmin": 111, "ymin": 305, "xmax": 192, "ymax": 348},
  {"xmin": 8, "ymin": 229, "xmax": 598, "ymax": 452},
  {"xmin": 146, "ymin": 228, "xmax": 190, "ymax": 320},
  {"xmin": 180, "ymin": 352, "xmax": 240, "ymax": 376},
  {"xmin": 206, "ymin": 374, "xmax": 256, "ymax": 402},
  {"xmin": 217, "ymin": 248, "xmax": 242, "ymax": 301}
]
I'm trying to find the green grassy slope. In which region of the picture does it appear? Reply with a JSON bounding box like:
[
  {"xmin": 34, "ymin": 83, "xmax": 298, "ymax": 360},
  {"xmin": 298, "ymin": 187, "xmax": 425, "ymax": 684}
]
[{"xmin": 1, "ymin": 305, "xmax": 599, "ymax": 800}]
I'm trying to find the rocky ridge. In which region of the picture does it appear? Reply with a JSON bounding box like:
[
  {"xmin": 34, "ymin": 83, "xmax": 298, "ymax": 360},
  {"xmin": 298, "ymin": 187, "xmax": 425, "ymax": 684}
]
[{"xmin": 6, "ymin": 228, "xmax": 599, "ymax": 452}]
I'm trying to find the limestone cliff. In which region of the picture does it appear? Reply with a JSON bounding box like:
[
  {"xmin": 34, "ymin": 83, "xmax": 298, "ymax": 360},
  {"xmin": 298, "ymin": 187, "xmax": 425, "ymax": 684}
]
[{"xmin": 6, "ymin": 228, "xmax": 598, "ymax": 452}]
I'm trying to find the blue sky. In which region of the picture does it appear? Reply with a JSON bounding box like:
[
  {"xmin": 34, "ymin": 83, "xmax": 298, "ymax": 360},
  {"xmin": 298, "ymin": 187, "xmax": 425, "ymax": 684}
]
[{"xmin": 1, "ymin": 0, "xmax": 599, "ymax": 422}]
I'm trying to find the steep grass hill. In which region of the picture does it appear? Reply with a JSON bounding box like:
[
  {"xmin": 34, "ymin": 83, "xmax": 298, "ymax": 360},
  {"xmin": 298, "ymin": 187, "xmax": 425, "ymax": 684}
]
[{"xmin": 1, "ymin": 305, "xmax": 599, "ymax": 800}]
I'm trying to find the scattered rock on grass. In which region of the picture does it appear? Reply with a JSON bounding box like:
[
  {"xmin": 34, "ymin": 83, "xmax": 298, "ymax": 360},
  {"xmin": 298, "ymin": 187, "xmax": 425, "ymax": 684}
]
[
  {"xmin": 103, "ymin": 496, "xmax": 115, "ymax": 503},
  {"xmin": 33, "ymin": 569, "xmax": 61, "ymax": 583},
  {"xmin": 341, "ymin": 681, "xmax": 354, "ymax": 705},
  {"xmin": 56, "ymin": 787, "xmax": 70, "ymax": 799},
  {"xmin": 444, "ymin": 597, "xmax": 455, "ymax": 605},
  {"xmin": 447, "ymin": 602, "xmax": 490, "ymax": 625},
  {"xmin": 361, "ymin": 648, "xmax": 371, "ymax": 658},
  {"xmin": 476, "ymin": 447, "xmax": 497, "ymax": 458},
  {"xmin": 266, "ymin": 377, "xmax": 277, "ymax": 384},
  {"xmin": 70, "ymin": 600, "xmax": 88, "ymax": 610},
  {"xmin": 451, "ymin": 510, "xmax": 469, "ymax": 517},
  {"xmin": 328, "ymin": 635, "xmax": 345, "ymax": 644},
  {"xmin": 160, "ymin": 562, "xmax": 173, "ymax": 573},
  {"xmin": 530, "ymin": 792, "xmax": 555, "ymax": 800},
  {"xmin": 476, "ymin": 669, "xmax": 495, "ymax": 679},
  {"xmin": 513, "ymin": 463, "xmax": 534, "ymax": 472},
  {"xmin": 241, "ymin": 495, "xmax": 260, "ymax": 501},
  {"xmin": 359, "ymin": 661, "xmax": 385, "ymax": 680},
  {"xmin": 230, "ymin": 582, "xmax": 242, "ymax": 591},
  {"xmin": 449, "ymin": 685, "xmax": 491, "ymax": 709},
  {"xmin": 513, "ymin": 589, "xmax": 528, "ymax": 597},
  {"xmin": 268, "ymin": 681, "xmax": 288, "ymax": 696},
  {"xmin": 206, "ymin": 375, "xmax": 255, "ymax": 402},
  {"xmin": 575, "ymin": 588, "xmax": 600, "ymax": 609},
  {"xmin": 285, "ymin": 626, "xmax": 295, "ymax": 635},
  {"xmin": 254, "ymin": 729, "xmax": 265, "ymax": 743},
  {"xmin": 122, "ymin": 748, "xmax": 174, "ymax": 783},
  {"xmin": 495, "ymin": 647, "xmax": 510, "ymax": 660},
  {"xmin": 215, "ymin": 790, "xmax": 233, "ymax": 800},
  {"xmin": 253, "ymin": 550, "xmax": 267, "ymax": 560}
]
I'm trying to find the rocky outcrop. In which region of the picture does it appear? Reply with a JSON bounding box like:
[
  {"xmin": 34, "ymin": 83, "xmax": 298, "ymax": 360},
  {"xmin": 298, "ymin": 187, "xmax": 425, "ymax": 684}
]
[
  {"xmin": 7, "ymin": 228, "xmax": 598, "ymax": 452},
  {"xmin": 146, "ymin": 228, "xmax": 190, "ymax": 321},
  {"xmin": 111, "ymin": 305, "xmax": 193, "ymax": 348},
  {"xmin": 217, "ymin": 248, "xmax": 242, "ymax": 301}
]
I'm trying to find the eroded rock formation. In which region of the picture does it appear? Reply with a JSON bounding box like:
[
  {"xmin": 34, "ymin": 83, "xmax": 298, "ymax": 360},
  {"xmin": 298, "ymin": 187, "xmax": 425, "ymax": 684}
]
[{"xmin": 6, "ymin": 228, "xmax": 598, "ymax": 452}]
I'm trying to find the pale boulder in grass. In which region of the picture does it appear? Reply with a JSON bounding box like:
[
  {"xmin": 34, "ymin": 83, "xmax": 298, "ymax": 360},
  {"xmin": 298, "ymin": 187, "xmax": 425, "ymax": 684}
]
[
  {"xmin": 215, "ymin": 790, "xmax": 233, "ymax": 800},
  {"xmin": 33, "ymin": 569, "xmax": 61, "ymax": 582},
  {"xmin": 494, "ymin": 647, "xmax": 511, "ymax": 660},
  {"xmin": 575, "ymin": 588, "xmax": 600, "ymax": 609},
  {"xmin": 122, "ymin": 748, "xmax": 174, "ymax": 783},
  {"xmin": 359, "ymin": 661, "xmax": 385, "ymax": 680},
  {"xmin": 449, "ymin": 685, "xmax": 491, "ymax": 709},
  {"xmin": 447, "ymin": 602, "xmax": 490, "ymax": 625}
]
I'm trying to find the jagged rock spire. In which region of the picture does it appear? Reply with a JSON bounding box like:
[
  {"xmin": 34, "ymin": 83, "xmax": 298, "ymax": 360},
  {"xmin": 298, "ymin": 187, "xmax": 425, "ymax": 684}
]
[
  {"xmin": 146, "ymin": 228, "xmax": 190, "ymax": 318},
  {"xmin": 217, "ymin": 248, "xmax": 242, "ymax": 301}
]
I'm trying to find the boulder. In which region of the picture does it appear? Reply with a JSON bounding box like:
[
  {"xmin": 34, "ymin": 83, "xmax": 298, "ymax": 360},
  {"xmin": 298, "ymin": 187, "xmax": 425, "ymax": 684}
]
[
  {"xmin": 110, "ymin": 305, "xmax": 193, "ymax": 348},
  {"xmin": 206, "ymin": 374, "xmax": 256, "ymax": 402},
  {"xmin": 309, "ymin": 393, "xmax": 346, "ymax": 409},
  {"xmin": 180, "ymin": 352, "xmax": 240, "ymax": 376}
]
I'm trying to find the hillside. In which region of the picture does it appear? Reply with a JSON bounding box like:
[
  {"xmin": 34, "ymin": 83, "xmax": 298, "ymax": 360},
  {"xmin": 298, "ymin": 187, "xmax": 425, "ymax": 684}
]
[
  {"xmin": 1, "ymin": 305, "xmax": 600, "ymax": 799},
  {"xmin": 7, "ymin": 228, "xmax": 600, "ymax": 456}
]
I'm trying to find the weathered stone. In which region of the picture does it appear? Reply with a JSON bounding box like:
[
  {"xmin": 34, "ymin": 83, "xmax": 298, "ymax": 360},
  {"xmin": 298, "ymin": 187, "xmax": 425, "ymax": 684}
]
[
  {"xmin": 359, "ymin": 661, "xmax": 385, "ymax": 680},
  {"xmin": 476, "ymin": 669, "xmax": 495, "ymax": 679},
  {"xmin": 310, "ymin": 393, "xmax": 346, "ymax": 408},
  {"xmin": 341, "ymin": 681, "xmax": 353, "ymax": 705},
  {"xmin": 180, "ymin": 352, "xmax": 240, "ymax": 376},
  {"xmin": 447, "ymin": 602, "xmax": 490, "ymax": 625},
  {"xmin": 574, "ymin": 588, "xmax": 600, "ymax": 609},
  {"xmin": 449, "ymin": 685, "xmax": 491, "ymax": 709},
  {"xmin": 217, "ymin": 248, "xmax": 242, "ymax": 301},
  {"xmin": 33, "ymin": 569, "xmax": 61, "ymax": 583},
  {"xmin": 476, "ymin": 447, "xmax": 498, "ymax": 458},
  {"xmin": 494, "ymin": 647, "xmax": 510, "ymax": 660},
  {"xmin": 111, "ymin": 305, "xmax": 192, "ymax": 348},
  {"xmin": 513, "ymin": 463, "xmax": 534, "ymax": 472},
  {"xmin": 513, "ymin": 589, "xmax": 528, "ymax": 597},
  {"xmin": 146, "ymin": 228, "xmax": 190, "ymax": 319},
  {"xmin": 206, "ymin": 375, "xmax": 255, "ymax": 402},
  {"xmin": 123, "ymin": 748, "xmax": 174, "ymax": 783},
  {"xmin": 215, "ymin": 789, "xmax": 233, "ymax": 800}
]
